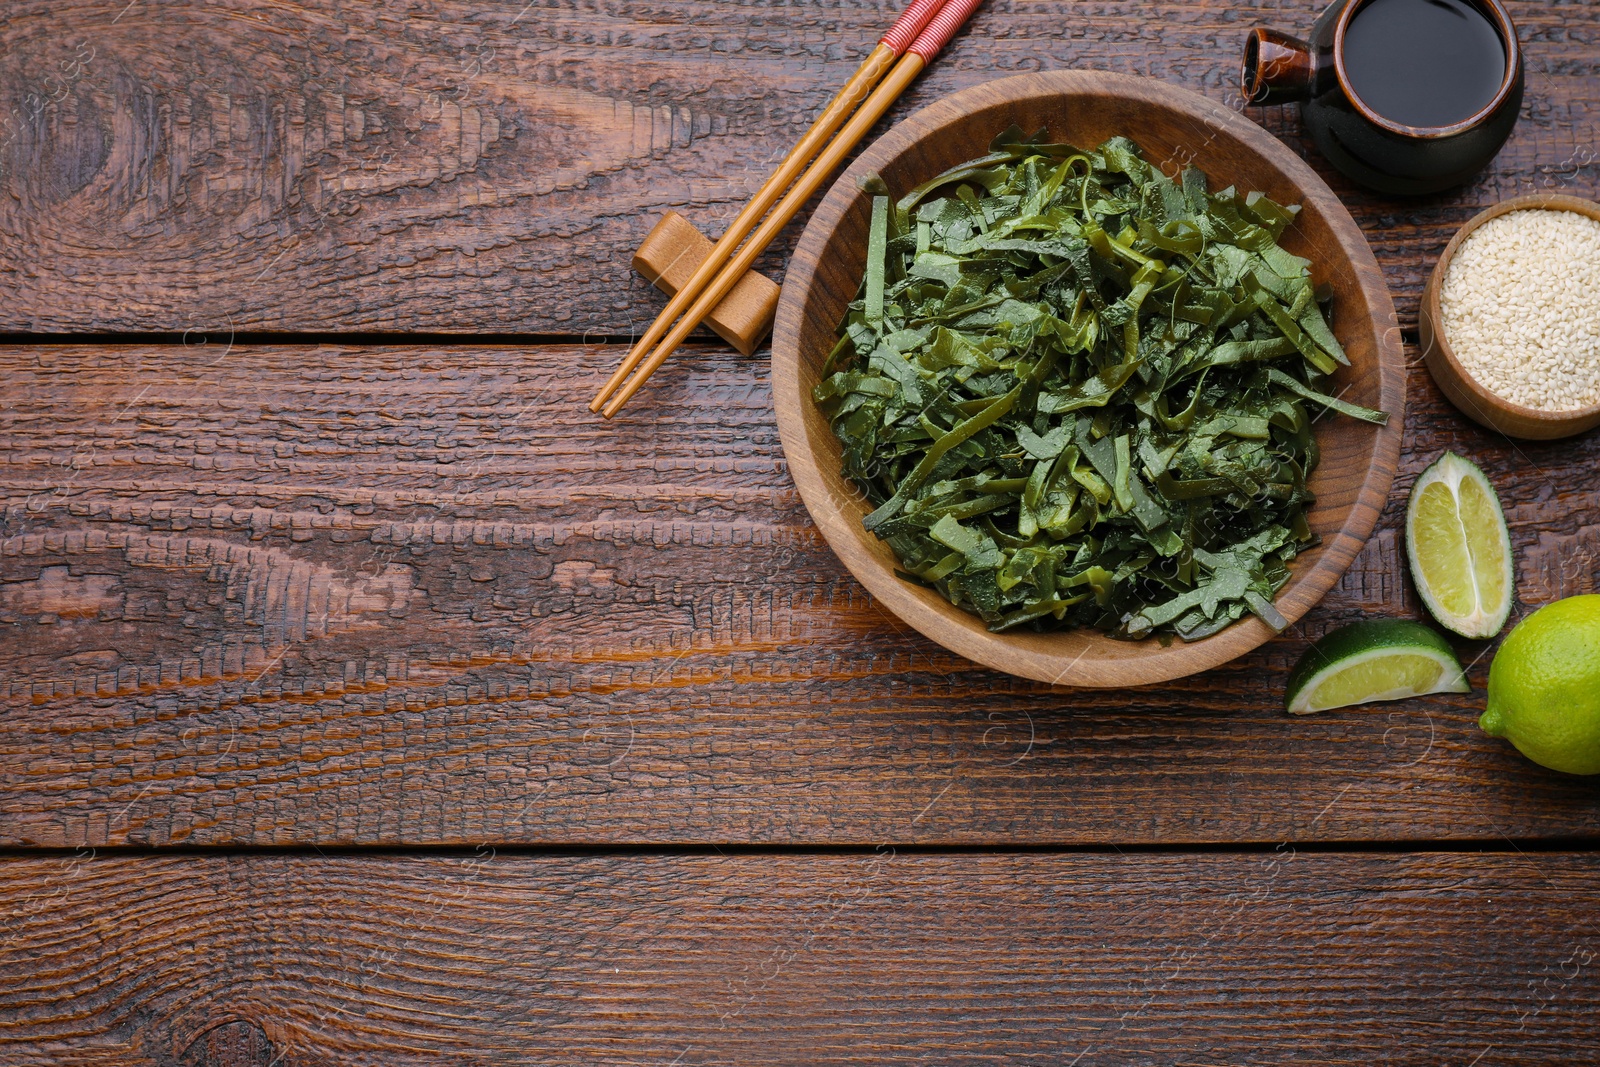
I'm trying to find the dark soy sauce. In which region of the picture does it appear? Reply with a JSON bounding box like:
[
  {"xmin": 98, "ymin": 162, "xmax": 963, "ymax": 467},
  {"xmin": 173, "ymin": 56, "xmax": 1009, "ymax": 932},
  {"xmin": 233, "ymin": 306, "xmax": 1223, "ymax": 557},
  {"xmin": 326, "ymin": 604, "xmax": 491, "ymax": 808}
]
[{"xmin": 1342, "ymin": 0, "xmax": 1506, "ymax": 128}]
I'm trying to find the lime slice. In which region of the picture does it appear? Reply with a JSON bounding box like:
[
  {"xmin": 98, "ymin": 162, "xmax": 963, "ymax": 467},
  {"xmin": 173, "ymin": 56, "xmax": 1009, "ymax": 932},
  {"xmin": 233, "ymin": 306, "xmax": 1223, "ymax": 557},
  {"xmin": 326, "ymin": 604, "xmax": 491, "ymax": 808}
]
[
  {"xmin": 1404, "ymin": 451, "xmax": 1514, "ymax": 639},
  {"xmin": 1285, "ymin": 619, "xmax": 1469, "ymax": 714}
]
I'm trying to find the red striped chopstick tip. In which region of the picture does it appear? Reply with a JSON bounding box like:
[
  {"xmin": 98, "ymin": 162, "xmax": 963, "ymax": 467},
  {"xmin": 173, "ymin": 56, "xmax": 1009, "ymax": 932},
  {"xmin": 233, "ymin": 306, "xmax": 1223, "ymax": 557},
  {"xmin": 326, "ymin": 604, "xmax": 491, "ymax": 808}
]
[
  {"xmin": 907, "ymin": 0, "xmax": 985, "ymax": 60},
  {"xmin": 880, "ymin": 0, "xmax": 947, "ymax": 54}
]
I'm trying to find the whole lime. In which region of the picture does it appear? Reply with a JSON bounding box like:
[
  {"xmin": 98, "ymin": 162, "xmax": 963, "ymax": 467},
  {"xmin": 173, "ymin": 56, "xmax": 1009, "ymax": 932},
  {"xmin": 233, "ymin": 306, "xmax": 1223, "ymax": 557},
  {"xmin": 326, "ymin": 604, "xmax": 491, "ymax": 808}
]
[{"xmin": 1480, "ymin": 595, "xmax": 1600, "ymax": 775}]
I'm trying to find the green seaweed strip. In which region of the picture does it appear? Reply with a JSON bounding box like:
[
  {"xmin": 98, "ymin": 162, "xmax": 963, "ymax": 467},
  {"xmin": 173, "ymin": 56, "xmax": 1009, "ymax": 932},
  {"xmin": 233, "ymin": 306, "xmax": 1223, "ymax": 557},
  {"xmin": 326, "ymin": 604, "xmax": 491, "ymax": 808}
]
[
  {"xmin": 814, "ymin": 134, "xmax": 1390, "ymax": 639},
  {"xmin": 862, "ymin": 385, "xmax": 1021, "ymax": 532},
  {"xmin": 1266, "ymin": 369, "xmax": 1389, "ymax": 425},
  {"xmin": 864, "ymin": 196, "xmax": 889, "ymax": 331}
]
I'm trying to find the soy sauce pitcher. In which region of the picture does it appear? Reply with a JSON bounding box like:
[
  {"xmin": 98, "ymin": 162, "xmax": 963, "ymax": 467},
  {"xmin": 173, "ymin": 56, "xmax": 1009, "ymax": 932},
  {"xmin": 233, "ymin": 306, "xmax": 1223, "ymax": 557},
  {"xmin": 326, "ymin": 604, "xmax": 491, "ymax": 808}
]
[{"xmin": 1242, "ymin": 0, "xmax": 1523, "ymax": 194}]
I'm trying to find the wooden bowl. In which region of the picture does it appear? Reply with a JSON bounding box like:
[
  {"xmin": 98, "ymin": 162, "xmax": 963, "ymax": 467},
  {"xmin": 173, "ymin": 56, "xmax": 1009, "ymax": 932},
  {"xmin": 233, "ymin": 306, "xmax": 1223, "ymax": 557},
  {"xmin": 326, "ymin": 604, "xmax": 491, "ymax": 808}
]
[
  {"xmin": 1418, "ymin": 193, "xmax": 1600, "ymax": 440},
  {"xmin": 771, "ymin": 71, "xmax": 1406, "ymax": 688}
]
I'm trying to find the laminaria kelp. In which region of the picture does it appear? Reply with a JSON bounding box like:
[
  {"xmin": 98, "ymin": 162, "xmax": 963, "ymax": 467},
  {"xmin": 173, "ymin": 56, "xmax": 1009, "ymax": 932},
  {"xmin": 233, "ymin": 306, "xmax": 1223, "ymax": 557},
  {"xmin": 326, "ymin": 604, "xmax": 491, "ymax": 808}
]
[{"xmin": 813, "ymin": 130, "xmax": 1389, "ymax": 640}]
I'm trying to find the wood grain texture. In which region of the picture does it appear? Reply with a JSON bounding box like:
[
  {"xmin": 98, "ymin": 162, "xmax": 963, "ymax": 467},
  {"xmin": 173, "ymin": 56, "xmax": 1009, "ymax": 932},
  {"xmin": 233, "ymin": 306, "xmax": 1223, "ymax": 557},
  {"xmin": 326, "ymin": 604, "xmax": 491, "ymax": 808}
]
[
  {"xmin": 2, "ymin": 851, "xmax": 1598, "ymax": 1064},
  {"xmin": 2, "ymin": 344, "xmax": 1598, "ymax": 848},
  {"xmin": 0, "ymin": 0, "xmax": 1594, "ymax": 334},
  {"xmin": 3, "ymin": 4, "xmax": 1595, "ymax": 1058},
  {"xmin": 773, "ymin": 69, "xmax": 1405, "ymax": 687}
]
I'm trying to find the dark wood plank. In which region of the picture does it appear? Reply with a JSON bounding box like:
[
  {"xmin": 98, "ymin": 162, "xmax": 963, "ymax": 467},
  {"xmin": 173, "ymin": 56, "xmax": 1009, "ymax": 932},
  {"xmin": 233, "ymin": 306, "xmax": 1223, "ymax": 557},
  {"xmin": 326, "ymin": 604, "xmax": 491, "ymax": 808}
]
[
  {"xmin": 1, "ymin": 851, "xmax": 1598, "ymax": 1064},
  {"xmin": 0, "ymin": 0, "xmax": 1594, "ymax": 334},
  {"xmin": 3, "ymin": 344, "xmax": 1599, "ymax": 847}
]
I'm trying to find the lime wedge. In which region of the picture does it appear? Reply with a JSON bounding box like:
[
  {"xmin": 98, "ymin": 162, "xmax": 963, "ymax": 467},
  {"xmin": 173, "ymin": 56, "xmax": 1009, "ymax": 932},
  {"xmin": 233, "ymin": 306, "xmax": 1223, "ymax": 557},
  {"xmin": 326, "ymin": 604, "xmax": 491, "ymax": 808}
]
[
  {"xmin": 1285, "ymin": 619, "xmax": 1469, "ymax": 714},
  {"xmin": 1404, "ymin": 451, "xmax": 1514, "ymax": 639}
]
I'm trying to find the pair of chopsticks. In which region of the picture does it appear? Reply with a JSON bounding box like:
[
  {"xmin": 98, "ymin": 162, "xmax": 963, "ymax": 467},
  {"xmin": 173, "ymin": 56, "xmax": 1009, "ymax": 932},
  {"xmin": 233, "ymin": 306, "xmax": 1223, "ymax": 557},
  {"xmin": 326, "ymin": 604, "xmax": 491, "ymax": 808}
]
[{"xmin": 591, "ymin": 0, "xmax": 986, "ymax": 418}]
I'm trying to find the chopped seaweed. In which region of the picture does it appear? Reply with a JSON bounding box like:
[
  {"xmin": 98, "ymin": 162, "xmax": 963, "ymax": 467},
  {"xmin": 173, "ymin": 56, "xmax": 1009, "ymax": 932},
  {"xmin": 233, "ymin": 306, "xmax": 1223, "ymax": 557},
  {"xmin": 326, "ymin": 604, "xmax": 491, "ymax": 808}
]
[{"xmin": 813, "ymin": 130, "xmax": 1388, "ymax": 640}]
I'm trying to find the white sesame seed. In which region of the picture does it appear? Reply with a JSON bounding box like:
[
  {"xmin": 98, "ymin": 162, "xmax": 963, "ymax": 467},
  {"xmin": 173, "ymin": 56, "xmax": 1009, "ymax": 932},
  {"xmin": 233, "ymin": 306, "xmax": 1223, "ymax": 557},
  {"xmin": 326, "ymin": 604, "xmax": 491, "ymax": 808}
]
[{"xmin": 1439, "ymin": 208, "xmax": 1600, "ymax": 412}]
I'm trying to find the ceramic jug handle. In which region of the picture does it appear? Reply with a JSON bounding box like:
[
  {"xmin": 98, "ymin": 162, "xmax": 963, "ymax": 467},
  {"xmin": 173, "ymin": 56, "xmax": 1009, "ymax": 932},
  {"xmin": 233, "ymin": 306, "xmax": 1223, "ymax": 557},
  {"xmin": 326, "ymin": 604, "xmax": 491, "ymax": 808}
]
[{"xmin": 1241, "ymin": 27, "xmax": 1316, "ymax": 105}]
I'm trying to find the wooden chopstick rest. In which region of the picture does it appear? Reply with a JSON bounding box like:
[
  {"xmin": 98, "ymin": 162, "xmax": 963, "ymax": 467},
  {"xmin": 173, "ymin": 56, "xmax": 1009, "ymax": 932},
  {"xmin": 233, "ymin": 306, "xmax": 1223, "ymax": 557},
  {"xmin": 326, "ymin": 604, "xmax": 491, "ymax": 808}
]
[{"xmin": 631, "ymin": 212, "xmax": 779, "ymax": 357}]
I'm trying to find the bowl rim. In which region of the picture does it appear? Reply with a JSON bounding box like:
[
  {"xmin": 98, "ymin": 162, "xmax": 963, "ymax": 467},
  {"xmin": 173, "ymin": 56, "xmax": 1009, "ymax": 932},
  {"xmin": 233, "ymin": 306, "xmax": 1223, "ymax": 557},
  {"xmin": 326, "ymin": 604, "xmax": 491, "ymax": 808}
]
[
  {"xmin": 1420, "ymin": 192, "xmax": 1600, "ymax": 435},
  {"xmin": 772, "ymin": 69, "xmax": 1406, "ymax": 687}
]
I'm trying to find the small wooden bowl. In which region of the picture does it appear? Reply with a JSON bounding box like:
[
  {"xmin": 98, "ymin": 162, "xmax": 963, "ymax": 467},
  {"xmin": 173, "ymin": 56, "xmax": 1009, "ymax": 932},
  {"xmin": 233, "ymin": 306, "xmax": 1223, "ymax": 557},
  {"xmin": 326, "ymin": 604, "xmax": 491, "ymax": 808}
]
[
  {"xmin": 772, "ymin": 71, "xmax": 1406, "ymax": 688},
  {"xmin": 1419, "ymin": 193, "xmax": 1600, "ymax": 440}
]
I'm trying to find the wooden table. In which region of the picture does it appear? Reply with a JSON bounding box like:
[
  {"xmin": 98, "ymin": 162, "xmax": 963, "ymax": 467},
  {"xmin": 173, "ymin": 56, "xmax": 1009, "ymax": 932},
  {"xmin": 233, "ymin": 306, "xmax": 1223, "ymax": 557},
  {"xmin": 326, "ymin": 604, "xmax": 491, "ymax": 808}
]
[{"xmin": 2, "ymin": 1, "xmax": 1598, "ymax": 1062}]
